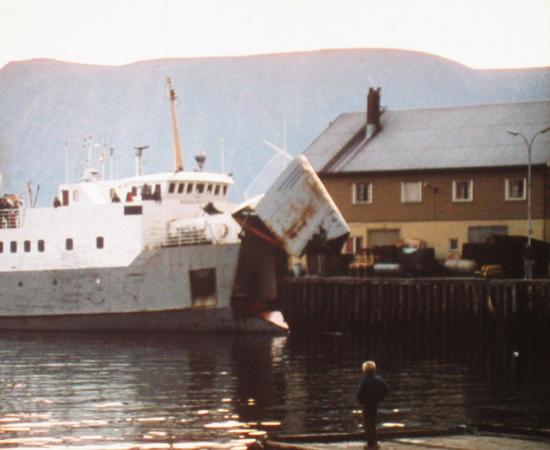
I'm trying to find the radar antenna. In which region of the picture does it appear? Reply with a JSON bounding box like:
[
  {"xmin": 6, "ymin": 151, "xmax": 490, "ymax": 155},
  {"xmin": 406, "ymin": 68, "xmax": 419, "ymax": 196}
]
[{"xmin": 134, "ymin": 145, "xmax": 148, "ymax": 176}]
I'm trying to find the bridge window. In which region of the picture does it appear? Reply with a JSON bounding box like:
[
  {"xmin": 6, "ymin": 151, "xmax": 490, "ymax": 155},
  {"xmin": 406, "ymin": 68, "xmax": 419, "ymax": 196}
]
[
  {"xmin": 24, "ymin": 240, "xmax": 31, "ymax": 252},
  {"xmin": 178, "ymin": 183, "xmax": 185, "ymax": 194},
  {"xmin": 38, "ymin": 240, "xmax": 45, "ymax": 252},
  {"xmin": 96, "ymin": 236, "xmax": 104, "ymax": 249},
  {"xmin": 10, "ymin": 241, "xmax": 17, "ymax": 253},
  {"xmin": 66, "ymin": 238, "xmax": 74, "ymax": 251}
]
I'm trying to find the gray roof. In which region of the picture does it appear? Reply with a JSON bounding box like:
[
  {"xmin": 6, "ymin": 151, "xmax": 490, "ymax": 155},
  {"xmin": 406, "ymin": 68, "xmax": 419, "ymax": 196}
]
[{"xmin": 303, "ymin": 101, "xmax": 550, "ymax": 173}]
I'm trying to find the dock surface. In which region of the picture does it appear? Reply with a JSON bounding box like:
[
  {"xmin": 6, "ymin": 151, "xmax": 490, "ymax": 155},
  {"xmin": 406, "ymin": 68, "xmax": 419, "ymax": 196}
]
[{"xmin": 267, "ymin": 434, "xmax": 550, "ymax": 449}]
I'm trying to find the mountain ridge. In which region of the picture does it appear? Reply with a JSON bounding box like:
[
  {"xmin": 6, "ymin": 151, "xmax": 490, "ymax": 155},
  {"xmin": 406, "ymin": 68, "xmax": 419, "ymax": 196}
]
[{"xmin": 1, "ymin": 48, "xmax": 549, "ymax": 203}]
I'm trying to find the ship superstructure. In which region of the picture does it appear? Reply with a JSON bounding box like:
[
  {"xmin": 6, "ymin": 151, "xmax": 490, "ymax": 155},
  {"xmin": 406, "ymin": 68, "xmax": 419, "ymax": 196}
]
[{"xmin": 0, "ymin": 79, "xmax": 350, "ymax": 331}]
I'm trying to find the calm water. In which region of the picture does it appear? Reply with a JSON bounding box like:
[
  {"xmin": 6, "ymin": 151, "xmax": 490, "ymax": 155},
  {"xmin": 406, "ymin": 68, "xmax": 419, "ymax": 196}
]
[{"xmin": 0, "ymin": 330, "xmax": 548, "ymax": 449}]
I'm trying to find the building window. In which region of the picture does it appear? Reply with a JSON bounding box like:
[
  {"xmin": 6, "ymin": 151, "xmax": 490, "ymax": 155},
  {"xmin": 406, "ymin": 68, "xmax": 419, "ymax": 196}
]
[
  {"xmin": 96, "ymin": 236, "xmax": 104, "ymax": 249},
  {"xmin": 468, "ymin": 226, "xmax": 508, "ymax": 243},
  {"xmin": 505, "ymin": 178, "xmax": 526, "ymax": 201},
  {"xmin": 453, "ymin": 180, "xmax": 473, "ymax": 202},
  {"xmin": 353, "ymin": 182, "xmax": 372, "ymax": 204},
  {"xmin": 0, "ymin": 241, "xmax": 3, "ymax": 253},
  {"xmin": 66, "ymin": 238, "xmax": 74, "ymax": 251},
  {"xmin": 449, "ymin": 238, "xmax": 459, "ymax": 251},
  {"xmin": 168, "ymin": 183, "xmax": 176, "ymax": 194},
  {"xmin": 401, "ymin": 181, "xmax": 422, "ymax": 203},
  {"xmin": 223, "ymin": 186, "xmax": 228, "ymax": 195},
  {"xmin": 178, "ymin": 183, "xmax": 185, "ymax": 194},
  {"xmin": 186, "ymin": 183, "xmax": 194, "ymax": 194},
  {"xmin": 214, "ymin": 185, "xmax": 220, "ymax": 195},
  {"xmin": 344, "ymin": 236, "xmax": 364, "ymax": 254},
  {"xmin": 368, "ymin": 229, "xmax": 400, "ymax": 247},
  {"xmin": 38, "ymin": 240, "xmax": 45, "ymax": 252},
  {"xmin": 10, "ymin": 241, "xmax": 17, "ymax": 253},
  {"xmin": 24, "ymin": 240, "xmax": 31, "ymax": 252},
  {"xmin": 196, "ymin": 183, "xmax": 205, "ymax": 194}
]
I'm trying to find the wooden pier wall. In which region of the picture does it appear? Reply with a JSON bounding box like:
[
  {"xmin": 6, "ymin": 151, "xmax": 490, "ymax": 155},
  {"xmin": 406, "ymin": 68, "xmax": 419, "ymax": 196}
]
[{"xmin": 281, "ymin": 277, "xmax": 550, "ymax": 346}]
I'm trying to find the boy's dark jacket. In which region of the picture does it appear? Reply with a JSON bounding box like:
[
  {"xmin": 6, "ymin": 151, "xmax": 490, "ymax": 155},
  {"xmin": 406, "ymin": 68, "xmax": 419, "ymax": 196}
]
[{"xmin": 356, "ymin": 373, "xmax": 389, "ymax": 406}]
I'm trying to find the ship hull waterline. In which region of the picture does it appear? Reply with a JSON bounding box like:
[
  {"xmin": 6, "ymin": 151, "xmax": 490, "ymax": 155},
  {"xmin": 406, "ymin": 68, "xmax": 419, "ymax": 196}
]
[
  {"xmin": 0, "ymin": 308, "xmax": 284, "ymax": 332},
  {"xmin": 0, "ymin": 243, "xmax": 285, "ymax": 333}
]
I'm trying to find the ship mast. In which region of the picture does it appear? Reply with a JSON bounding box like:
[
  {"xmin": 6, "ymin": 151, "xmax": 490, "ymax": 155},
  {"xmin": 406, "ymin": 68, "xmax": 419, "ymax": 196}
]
[{"xmin": 167, "ymin": 77, "xmax": 184, "ymax": 172}]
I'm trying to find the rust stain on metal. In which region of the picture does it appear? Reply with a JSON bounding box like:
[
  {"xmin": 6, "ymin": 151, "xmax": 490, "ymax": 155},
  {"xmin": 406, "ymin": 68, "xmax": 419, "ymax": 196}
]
[
  {"xmin": 254, "ymin": 155, "xmax": 350, "ymax": 256},
  {"xmin": 283, "ymin": 201, "xmax": 316, "ymax": 239}
]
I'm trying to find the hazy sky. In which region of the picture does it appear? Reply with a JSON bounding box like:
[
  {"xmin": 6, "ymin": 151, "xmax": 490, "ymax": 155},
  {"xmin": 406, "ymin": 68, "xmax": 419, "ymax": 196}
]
[{"xmin": 1, "ymin": 0, "xmax": 549, "ymax": 70}]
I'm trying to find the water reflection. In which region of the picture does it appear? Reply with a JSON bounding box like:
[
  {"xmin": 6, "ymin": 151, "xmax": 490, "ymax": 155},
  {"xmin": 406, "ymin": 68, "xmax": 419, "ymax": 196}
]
[
  {"xmin": 0, "ymin": 332, "xmax": 285, "ymax": 448},
  {"xmin": 0, "ymin": 330, "xmax": 548, "ymax": 448}
]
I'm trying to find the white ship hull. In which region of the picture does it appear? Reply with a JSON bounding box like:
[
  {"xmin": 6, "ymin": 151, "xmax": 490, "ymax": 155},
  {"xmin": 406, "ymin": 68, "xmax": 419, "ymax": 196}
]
[
  {"xmin": 0, "ymin": 81, "xmax": 349, "ymax": 333},
  {"xmin": 0, "ymin": 307, "xmax": 281, "ymax": 332},
  {"xmin": 0, "ymin": 242, "xmax": 281, "ymax": 332}
]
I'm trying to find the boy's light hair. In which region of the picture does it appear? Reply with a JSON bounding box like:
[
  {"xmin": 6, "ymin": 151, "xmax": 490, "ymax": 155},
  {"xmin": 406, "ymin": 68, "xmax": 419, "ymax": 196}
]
[{"xmin": 362, "ymin": 360, "xmax": 376, "ymax": 374}]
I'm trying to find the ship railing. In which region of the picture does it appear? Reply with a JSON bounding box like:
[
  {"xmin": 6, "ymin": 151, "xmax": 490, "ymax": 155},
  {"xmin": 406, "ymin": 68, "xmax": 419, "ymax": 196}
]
[
  {"xmin": 144, "ymin": 227, "xmax": 212, "ymax": 249},
  {"xmin": 0, "ymin": 208, "xmax": 23, "ymax": 229}
]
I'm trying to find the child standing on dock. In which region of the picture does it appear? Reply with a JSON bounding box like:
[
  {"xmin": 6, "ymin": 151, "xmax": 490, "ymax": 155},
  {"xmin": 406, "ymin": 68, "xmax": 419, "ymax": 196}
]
[{"xmin": 356, "ymin": 360, "xmax": 389, "ymax": 449}]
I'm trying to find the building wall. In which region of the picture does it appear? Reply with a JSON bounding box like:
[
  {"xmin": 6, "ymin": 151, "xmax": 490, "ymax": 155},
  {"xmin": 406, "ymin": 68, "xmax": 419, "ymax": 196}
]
[
  {"xmin": 347, "ymin": 219, "xmax": 545, "ymax": 260},
  {"xmin": 321, "ymin": 165, "xmax": 549, "ymax": 259},
  {"xmin": 322, "ymin": 166, "xmax": 546, "ymax": 223}
]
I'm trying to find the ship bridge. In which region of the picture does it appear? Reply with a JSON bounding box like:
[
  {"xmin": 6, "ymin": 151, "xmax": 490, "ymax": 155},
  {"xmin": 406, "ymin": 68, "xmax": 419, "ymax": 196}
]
[{"xmin": 54, "ymin": 171, "xmax": 234, "ymax": 207}]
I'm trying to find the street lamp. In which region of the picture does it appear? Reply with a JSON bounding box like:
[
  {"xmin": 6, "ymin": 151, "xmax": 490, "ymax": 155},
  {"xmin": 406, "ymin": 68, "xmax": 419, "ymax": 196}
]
[{"xmin": 506, "ymin": 125, "xmax": 550, "ymax": 279}]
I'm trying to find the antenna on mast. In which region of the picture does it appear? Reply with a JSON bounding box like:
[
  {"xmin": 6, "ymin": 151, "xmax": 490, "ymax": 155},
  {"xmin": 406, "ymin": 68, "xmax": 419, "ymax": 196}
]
[
  {"xmin": 220, "ymin": 138, "xmax": 225, "ymax": 173},
  {"xmin": 109, "ymin": 147, "xmax": 115, "ymax": 179},
  {"xmin": 167, "ymin": 77, "xmax": 184, "ymax": 172},
  {"xmin": 134, "ymin": 145, "xmax": 148, "ymax": 176},
  {"xmin": 64, "ymin": 141, "xmax": 69, "ymax": 184}
]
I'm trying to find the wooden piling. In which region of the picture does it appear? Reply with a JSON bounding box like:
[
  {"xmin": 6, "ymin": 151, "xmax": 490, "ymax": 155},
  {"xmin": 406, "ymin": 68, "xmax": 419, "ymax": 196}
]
[{"xmin": 281, "ymin": 277, "xmax": 550, "ymax": 352}]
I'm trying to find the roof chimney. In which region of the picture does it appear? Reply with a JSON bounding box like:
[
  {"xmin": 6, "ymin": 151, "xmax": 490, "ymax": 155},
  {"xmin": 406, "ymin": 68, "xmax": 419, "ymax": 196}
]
[{"xmin": 366, "ymin": 87, "xmax": 381, "ymax": 138}]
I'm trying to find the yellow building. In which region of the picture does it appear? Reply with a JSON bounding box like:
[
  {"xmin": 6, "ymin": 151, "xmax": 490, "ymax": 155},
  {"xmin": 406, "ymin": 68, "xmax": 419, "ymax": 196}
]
[{"xmin": 303, "ymin": 88, "xmax": 550, "ymax": 261}]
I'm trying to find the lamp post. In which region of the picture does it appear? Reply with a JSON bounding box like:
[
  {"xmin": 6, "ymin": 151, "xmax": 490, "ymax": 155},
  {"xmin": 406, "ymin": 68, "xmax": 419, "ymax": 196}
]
[{"xmin": 506, "ymin": 125, "xmax": 550, "ymax": 279}]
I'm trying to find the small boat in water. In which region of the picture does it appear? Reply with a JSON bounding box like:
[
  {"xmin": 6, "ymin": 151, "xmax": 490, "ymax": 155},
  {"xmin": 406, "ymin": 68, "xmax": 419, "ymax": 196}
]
[{"xmin": 0, "ymin": 79, "xmax": 349, "ymax": 331}]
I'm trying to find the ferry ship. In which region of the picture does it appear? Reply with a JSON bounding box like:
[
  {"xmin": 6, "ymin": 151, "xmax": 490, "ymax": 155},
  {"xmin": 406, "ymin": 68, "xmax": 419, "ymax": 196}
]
[{"xmin": 0, "ymin": 80, "xmax": 349, "ymax": 331}]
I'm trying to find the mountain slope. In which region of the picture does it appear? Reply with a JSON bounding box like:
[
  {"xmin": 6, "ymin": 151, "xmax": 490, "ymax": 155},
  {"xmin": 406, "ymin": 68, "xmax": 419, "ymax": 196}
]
[{"xmin": 0, "ymin": 48, "xmax": 549, "ymax": 202}]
